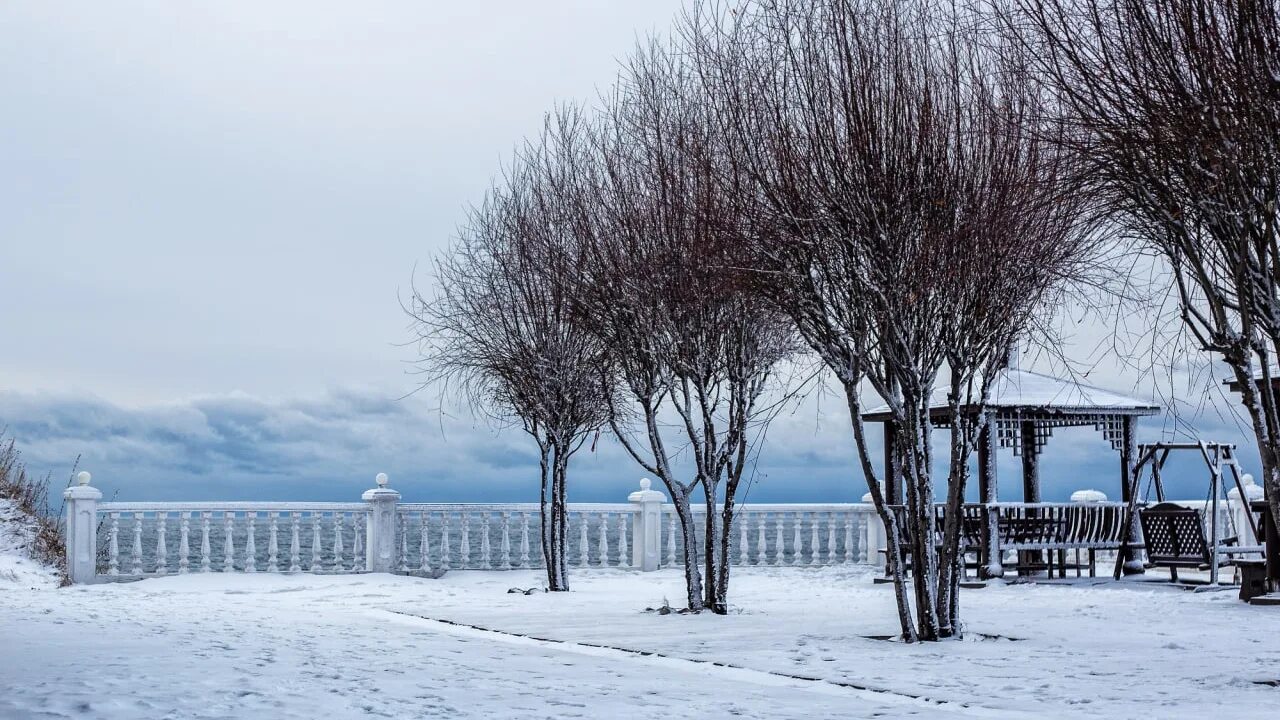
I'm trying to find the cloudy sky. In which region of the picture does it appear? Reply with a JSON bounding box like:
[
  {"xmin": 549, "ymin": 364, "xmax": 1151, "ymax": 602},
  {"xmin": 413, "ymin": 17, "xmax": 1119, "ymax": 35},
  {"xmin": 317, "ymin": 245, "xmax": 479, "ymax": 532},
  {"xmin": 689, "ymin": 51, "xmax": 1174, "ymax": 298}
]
[{"xmin": 0, "ymin": 1, "xmax": 1259, "ymax": 506}]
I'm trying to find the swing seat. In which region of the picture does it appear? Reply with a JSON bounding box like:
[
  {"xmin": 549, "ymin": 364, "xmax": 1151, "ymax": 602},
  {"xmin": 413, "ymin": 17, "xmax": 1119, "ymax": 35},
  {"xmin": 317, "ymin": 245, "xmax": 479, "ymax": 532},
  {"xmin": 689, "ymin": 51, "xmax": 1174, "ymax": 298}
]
[{"xmin": 1139, "ymin": 502, "xmax": 1256, "ymax": 571}]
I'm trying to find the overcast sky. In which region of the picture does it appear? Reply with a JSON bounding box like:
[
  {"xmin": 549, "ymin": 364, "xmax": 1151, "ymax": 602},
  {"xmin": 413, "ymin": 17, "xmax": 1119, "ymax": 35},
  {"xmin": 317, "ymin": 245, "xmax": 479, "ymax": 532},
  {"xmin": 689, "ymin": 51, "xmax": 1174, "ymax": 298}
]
[{"xmin": 0, "ymin": 1, "xmax": 1260, "ymax": 505}]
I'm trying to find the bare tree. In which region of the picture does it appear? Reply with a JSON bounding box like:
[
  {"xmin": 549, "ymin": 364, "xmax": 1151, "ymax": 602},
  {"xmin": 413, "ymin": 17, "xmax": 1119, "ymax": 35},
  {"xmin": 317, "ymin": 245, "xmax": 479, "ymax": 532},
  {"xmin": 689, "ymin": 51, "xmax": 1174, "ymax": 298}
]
[
  {"xmin": 690, "ymin": 0, "xmax": 1104, "ymax": 639},
  {"xmin": 1012, "ymin": 0, "xmax": 1280, "ymax": 557},
  {"xmin": 409, "ymin": 115, "xmax": 610, "ymax": 591},
  {"xmin": 561, "ymin": 39, "xmax": 796, "ymax": 613}
]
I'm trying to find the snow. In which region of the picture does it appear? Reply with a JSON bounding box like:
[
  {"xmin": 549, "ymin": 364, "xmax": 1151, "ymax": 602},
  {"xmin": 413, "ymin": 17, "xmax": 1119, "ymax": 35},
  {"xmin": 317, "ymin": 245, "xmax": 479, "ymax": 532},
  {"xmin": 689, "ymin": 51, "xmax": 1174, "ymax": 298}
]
[
  {"xmin": 864, "ymin": 368, "xmax": 1160, "ymax": 416},
  {"xmin": 0, "ymin": 499, "xmax": 60, "ymax": 589},
  {"xmin": 1, "ymin": 567, "xmax": 1277, "ymax": 719}
]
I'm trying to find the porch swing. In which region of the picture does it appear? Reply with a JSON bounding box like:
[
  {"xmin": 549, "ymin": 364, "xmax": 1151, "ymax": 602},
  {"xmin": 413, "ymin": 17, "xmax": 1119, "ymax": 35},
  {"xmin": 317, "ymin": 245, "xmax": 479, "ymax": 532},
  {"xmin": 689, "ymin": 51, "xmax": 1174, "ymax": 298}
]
[{"xmin": 1113, "ymin": 442, "xmax": 1265, "ymax": 593}]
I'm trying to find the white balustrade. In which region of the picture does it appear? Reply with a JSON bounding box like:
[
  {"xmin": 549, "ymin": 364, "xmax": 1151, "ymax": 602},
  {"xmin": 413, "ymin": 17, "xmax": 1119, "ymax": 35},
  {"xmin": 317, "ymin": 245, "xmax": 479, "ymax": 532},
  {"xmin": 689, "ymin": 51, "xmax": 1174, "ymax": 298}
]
[{"xmin": 72, "ymin": 474, "xmax": 881, "ymax": 583}]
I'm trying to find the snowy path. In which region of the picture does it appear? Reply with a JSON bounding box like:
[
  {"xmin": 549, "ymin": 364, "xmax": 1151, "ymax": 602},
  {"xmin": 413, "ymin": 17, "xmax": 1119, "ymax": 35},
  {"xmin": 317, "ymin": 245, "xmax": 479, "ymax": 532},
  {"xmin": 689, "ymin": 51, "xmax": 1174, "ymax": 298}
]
[{"xmin": 1, "ymin": 567, "xmax": 1277, "ymax": 718}]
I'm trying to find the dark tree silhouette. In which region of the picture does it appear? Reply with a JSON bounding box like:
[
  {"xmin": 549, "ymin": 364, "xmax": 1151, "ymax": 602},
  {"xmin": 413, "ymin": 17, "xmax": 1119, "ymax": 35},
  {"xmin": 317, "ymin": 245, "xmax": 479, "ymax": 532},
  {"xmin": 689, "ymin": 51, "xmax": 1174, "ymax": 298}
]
[
  {"xmin": 409, "ymin": 111, "xmax": 610, "ymax": 591},
  {"xmin": 1013, "ymin": 0, "xmax": 1280, "ymax": 555}
]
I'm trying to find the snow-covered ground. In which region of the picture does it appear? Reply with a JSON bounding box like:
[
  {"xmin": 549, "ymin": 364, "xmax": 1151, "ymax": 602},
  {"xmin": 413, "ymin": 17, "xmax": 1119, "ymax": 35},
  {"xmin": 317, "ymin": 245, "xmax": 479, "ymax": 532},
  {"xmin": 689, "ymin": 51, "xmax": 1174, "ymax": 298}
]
[
  {"xmin": 1, "ymin": 567, "xmax": 1277, "ymax": 719},
  {"xmin": 0, "ymin": 499, "xmax": 60, "ymax": 589}
]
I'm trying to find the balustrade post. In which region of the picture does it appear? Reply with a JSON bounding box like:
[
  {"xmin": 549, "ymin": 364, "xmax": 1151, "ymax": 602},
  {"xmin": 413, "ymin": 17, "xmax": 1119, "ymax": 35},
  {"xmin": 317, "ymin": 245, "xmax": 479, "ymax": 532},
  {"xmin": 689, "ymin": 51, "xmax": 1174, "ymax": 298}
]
[
  {"xmin": 362, "ymin": 472, "xmax": 401, "ymax": 573},
  {"xmin": 861, "ymin": 493, "xmax": 884, "ymax": 567},
  {"xmin": 62, "ymin": 471, "xmax": 101, "ymax": 584},
  {"xmin": 628, "ymin": 478, "xmax": 666, "ymax": 572}
]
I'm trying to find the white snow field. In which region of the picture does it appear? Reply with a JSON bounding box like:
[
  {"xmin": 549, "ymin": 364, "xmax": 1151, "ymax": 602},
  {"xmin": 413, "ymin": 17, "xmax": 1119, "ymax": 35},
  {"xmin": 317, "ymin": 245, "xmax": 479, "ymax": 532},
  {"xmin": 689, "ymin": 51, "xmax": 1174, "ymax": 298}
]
[{"xmin": 1, "ymin": 567, "xmax": 1277, "ymax": 719}]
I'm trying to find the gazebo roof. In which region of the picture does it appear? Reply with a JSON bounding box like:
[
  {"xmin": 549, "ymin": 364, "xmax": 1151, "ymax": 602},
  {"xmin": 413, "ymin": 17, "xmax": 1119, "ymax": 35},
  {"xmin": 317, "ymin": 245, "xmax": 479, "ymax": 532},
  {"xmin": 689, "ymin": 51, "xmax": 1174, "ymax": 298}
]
[{"xmin": 862, "ymin": 368, "xmax": 1160, "ymax": 423}]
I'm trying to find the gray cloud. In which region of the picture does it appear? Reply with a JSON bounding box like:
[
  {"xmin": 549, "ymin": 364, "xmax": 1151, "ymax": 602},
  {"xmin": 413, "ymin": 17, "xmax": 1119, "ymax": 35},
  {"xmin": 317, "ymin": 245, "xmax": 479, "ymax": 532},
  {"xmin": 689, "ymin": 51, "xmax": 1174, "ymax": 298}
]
[{"xmin": 0, "ymin": 373, "xmax": 1254, "ymax": 508}]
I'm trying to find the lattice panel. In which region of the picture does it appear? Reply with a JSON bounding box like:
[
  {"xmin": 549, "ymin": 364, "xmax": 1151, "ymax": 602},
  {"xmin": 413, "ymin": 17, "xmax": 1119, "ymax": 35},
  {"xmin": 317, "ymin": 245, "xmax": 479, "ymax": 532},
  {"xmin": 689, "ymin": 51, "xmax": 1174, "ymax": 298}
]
[{"xmin": 994, "ymin": 412, "xmax": 1129, "ymax": 455}]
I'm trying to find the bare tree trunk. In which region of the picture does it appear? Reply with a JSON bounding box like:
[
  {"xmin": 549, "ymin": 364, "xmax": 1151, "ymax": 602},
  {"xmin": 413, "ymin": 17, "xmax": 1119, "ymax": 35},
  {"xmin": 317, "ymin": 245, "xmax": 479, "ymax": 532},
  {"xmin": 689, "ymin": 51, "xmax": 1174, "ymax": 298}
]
[
  {"xmin": 671, "ymin": 491, "xmax": 705, "ymax": 611},
  {"xmin": 539, "ymin": 438, "xmax": 569, "ymax": 592},
  {"xmin": 553, "ymin": 444, "xmax": 570, "ymax": 591},
  {"xmin": 713, "ymin": 493, "xmax": 736, "ymax": 615},
  {"xmin": 844, "ymin": 382, "xmax": 918, "ymax": 642}
]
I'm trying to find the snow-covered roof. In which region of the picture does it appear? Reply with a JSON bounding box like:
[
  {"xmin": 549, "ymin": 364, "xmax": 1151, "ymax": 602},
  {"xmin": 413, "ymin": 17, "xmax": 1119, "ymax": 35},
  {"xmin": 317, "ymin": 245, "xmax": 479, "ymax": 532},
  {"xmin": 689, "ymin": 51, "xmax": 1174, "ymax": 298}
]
[{"xmin": 863, "ymin": 368, "xmax": 1160, "ymax": 419}]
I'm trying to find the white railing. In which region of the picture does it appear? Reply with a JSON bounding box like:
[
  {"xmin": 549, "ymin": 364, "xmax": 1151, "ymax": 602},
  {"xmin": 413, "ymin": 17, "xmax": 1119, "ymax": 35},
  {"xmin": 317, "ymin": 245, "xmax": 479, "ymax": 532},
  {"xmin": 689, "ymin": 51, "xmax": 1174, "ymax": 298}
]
[
  {"xmin": 60, "ymin": 471, "xmax": 1259, "ymax": 584},
  {"xmin": 94, "ymin": 503, "xmax": 367, "ymax": 577},
  {"xmin": 61, "ymin": 473, "xmax": 883, "ymax": 583}
]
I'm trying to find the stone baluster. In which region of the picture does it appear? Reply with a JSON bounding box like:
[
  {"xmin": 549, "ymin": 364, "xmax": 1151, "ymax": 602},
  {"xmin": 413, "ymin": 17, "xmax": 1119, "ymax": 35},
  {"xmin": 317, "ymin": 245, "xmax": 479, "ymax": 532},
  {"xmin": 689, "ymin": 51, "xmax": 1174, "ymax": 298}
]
[
  {"xmin": 244, "ymin": 512, "xmax": 257, "ymax": 572},
  {"xmin": 843, "ymin": 513, "xmax": 854, "ymax": 564},
  {"xmin": 500, "ymin": 512, "xmax": 512, "ymax": 570},
  {"xmin": 310, "ymin": 515, "xmax": 323, "ymax": 572},
  {"xmin": 266, "ymin": 513, "xmax": 279, "ymax": 572},
  {"xmin": 773, "ymin": 514, "xmax": 784, "ymax": 566},
  {"xmin": 222, "ymin": 512, "xmax": 235, "ymax": 568},
  {"xmin": 400, "ymin": 517, "xmax": 410, "ymax": 572},
  {"xmin": 809, "ymin": 513, "xmax": 821, "ymax": 566},
  {"xmin": 107, "ymin": 512, "xmax": 120, "ymax": 576},
  {"xmin": 756, "ymin": 514, "xmax": 767, "ymax": 565},
  {"xmin": 440, "ymin": 513, "xmax": 452, "ymax": 570},
  {"xmin": 352, "ymin": 514, "xmax": 365, "ymax": 572},
  {"xmin": 739, "ymin": 513, "xmax": 750, "ymax": 566},
  {"xmin": 666, "ymin": 511, "xmax": 677, "ymax": 568},
  {"xmin": 459, "ymin": 513, "xmax": 471, "ymax": 568},
  {"xmin": 616, "ymin": 512, "xmax": 629, "ymax": 569},
  {"xmin": 200, "ymin": 513, "xmax": 211, "ymax": 572},
  {"xmin": 827, "ymin": 512, "xmax": 837, "ymax": 564},
  {"xmin": 132, "ymin": 514, "xmax": 145, "ymax": 575},
  {"xmin": 331, "ymin": 513, "xmax": 344, "ymax": 571},
  {"xmin": 788, "ymin": 512, "xmax": 798, "ymax": 563},
  {"xmin": 519, "ymin": 512, "xmax": 531, "ymax": 569},
  {"xmin": 154, "ymin": 514, "xmax": 168, "ymax": 575},
  {"xmin": 419, "ymin": 512, "xmax": 431, "ymax": 573},
  {"xmin": 178, "ymin": 512, "xmax": 190, "ymax": 574},
  {"xmin": 579, "ymin": 513, "xmax": 590, "ymax": 567},
  {"xmin": 289, "ymin": 513, "xmax": 301, "ymax": 572},
  {"xmin": 597, "ymin": 513, "xmax": 610, "ymax": 566},
  {"xmin": 480, "ymin": 513, "xmax": 493, "ymax": 570}
]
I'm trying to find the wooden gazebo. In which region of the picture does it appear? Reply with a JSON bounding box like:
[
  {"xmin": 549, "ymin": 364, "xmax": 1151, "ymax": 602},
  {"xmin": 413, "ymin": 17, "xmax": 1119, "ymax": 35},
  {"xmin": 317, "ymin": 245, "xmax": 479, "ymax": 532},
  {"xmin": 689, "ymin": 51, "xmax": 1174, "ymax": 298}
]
[{"xmin": 863, "ymin": 363, "xmax": 1160, "ymax": 576}]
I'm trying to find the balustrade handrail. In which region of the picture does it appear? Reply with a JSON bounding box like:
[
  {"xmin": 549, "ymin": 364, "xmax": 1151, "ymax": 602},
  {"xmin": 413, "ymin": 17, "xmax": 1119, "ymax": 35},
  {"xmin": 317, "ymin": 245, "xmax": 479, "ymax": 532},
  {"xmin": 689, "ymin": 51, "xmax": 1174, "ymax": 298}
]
[
  {"xmin": 397, "ymin": 502, "xmax": 633, "ymax": 513},
  {"xmin": 100, "ymin": 501, "xmax": 368, "ymax": 512}
]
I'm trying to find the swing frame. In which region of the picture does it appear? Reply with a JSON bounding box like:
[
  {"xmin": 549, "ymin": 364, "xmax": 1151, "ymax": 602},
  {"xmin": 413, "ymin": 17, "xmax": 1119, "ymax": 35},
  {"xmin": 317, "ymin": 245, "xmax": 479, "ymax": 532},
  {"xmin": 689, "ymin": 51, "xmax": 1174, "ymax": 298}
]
[{"xmin": 1113, "ymin": 441, "xmax": 1262, "ymax": 585}]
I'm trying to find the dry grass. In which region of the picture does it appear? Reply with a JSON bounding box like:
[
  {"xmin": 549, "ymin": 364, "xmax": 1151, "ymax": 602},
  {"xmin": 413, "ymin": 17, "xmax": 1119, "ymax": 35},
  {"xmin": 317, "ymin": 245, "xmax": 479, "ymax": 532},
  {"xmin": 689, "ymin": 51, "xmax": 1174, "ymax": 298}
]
[{"xmin": 0, "ymin": 432, "xmax": 68, "ymax": 583}]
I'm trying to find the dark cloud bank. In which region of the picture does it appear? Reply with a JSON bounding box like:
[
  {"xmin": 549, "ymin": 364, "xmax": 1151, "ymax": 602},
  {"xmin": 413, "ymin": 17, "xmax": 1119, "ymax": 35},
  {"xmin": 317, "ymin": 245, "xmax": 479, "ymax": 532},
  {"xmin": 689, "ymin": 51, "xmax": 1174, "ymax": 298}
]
[{"xmin": 0, "ymin": 385, "xmax": 1248, "ymax": 506}]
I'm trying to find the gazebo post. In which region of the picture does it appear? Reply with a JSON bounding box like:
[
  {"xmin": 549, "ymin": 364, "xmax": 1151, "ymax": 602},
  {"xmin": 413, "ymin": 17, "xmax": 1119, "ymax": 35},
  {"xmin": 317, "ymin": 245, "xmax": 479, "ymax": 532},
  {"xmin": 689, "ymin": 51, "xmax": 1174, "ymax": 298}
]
[
  {"xmin": 1019, "ymin": 420, "xmax": 1043, "ymax": 573},
  {"xmin": 881, "ymin": 420, "xmax": 901, "ymax": 579},
  {"xmin": 883, "ymin": 420, "xmax": 900, "ymax": 505},
  {"xmin": 978, "ymin": 414, "xmax": 1003, "ymax": 579},
  {"xmin": 1119, "ymin": 416, "xmax": 1147, "ymax": 574},
  {"xmin": 1020, "ymin": 420, "xmax": 1041, "ymax": 503}
]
